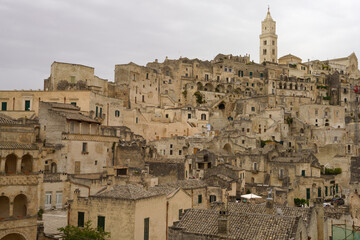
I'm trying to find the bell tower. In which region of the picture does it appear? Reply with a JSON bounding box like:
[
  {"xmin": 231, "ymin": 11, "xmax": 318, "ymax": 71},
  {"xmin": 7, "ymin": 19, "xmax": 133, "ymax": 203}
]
[{"xmin": 259, "ymin": 7, "xmax": 278, "ymax": 63}]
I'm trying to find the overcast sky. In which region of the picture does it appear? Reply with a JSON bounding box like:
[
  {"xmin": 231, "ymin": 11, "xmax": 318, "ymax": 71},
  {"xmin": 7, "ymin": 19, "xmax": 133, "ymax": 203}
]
[{"xmin": 0, "ymin": 0, "xmax": 359, "ymax": 90}]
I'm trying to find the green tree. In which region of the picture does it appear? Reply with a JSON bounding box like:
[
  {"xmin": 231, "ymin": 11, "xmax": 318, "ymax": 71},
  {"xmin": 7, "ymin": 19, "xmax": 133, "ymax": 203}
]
[{"xmin": 58, "ymin": 221, "xmax": 110, "ymax": 240}]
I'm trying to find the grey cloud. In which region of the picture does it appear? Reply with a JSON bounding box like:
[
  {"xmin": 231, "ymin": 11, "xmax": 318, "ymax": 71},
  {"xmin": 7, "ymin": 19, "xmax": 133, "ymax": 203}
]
[{"xmin": 0, "ymin": 0, "xmax": 359, "ymax": 90}]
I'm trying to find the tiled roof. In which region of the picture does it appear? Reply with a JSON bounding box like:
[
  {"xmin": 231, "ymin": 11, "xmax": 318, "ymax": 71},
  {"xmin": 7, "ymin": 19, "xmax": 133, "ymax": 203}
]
[
  {"xmin": 175, "ymin": 209, "xmax": 299, "ymax": 240},
  {"xmin": 159, "ymin": 179, "xmax": 207, "ymax": 190},
  {"xmin": 148, "ymin": 186, "xmax": 177, "ymax": 196},
  {"xmin": 214, "ymin": 174, "xmax": 234, "ymax": 182},
  {"xmin": 52, "ymin": 110, "xmax": 99, "ymax": 123},
  {"xmin": 94, "ymin": 184, "xmax": 164, "ymax": 200},
  {"xmin": 212, "ymin": 202, "xmax": 312, "ymax": 227},
  {"xmin": 49, "ymin": 102, "xmax": 80, "ymax": 110},
  {"xmin": 0, "ymin": 113, "xmax": 17, "ymax": 124},
  {"xmin": 0, "ymin": 142, "xmax": 38, "ymax": 150}
]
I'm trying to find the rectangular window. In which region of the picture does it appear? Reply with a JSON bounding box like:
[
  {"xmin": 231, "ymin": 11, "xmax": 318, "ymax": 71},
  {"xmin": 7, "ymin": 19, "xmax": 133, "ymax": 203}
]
[
  {"xmin": 318, "ymin": 187, "xmax": 321, "ymax": 197},
  {"xmin": 82, "ymin": 142, "xmax": 88, "ymax": 153},
  {"xmin": 99, "ymin": 107, "xmax": 102, "ymax": 117},
  {"xmin": 97, "ymin": 216, "xmax": 105, "ymax": 231},
  {"xmin": 306, "ymin": 188, "xmax": 310, "ymax": 200},
  {"xmin": 325, "ymin": 186, "xmax": 328, "ymax": 196},
  {"xmin": 205, "ymin": 74, "xmax": 209, "ymax": 81},
  {"xmin": 25, "ymin": 100, "xmax": 30, "ymax": 111},
  {"xmin": 117, "ymin": 168, "xmax": 127, "ymax": 176},
  {"xmin": 45, "ymin": 192, "xmax": 52, "ymax": 209},
  {"xmin": 178, "ymin": 209, "xmax": 183, "ymax": 219},
  {"xmin": 272, "ymin": 49, "xmax": 275, "ymax": 55},
  {"xmin": 210, "ymin": 195, "xmax": 217, "ymax": 203},
  {"xmin": 96, "ymin": 106, "xmax": 99, "ymax": 117},
  {"xmin": 249, "ymin": 72, "xmax": 253, "ymax": 79},
  {"xmin": 71, "ymin": 102, "xmax": 77, "ymax": 106},
  {"xmin": 170, "ymin": 150, "xmax": 173, "ymax": 155},
  {"xmin": 144, "ymin": 218, "xmax": 149, "ymax": 240},
  {"xmin": 56, "ymin": 191, "xmax": 63, "ymax": 208},
  {"xmin": 188, "ymin": 114, "xmax": 191, "ymax": 119},
  {"xmin": 336, "ymin": 184, "xmax": 338, "ymax": 193},
  {"xmin": 75, "ymin": 161, "xmax": 81, "ymax": 174},
  {"xmin": 263, "ymin": 40, "xmax": 267, "ymax": 45},
  {"xmin": 78, "ymin": 212, "xmax": 85, "ymax": 227},
  {"xmin": 136, "ymin": 117, "xmax": 139, "ymax": 123},
  {"xmin": 301, "ymin": 170, "xmax": 305, "ymax": 177},
  {"xmin": 1, "ymin": 102, "xmax": 7, "ymax": 111},
  {"xmin": 251, "ymin": 107, "xmax": 255, "ymax": 112},
  {"xmin": 198, "ymin": 195, "xmax": 202, "ymax": 204},
  {"xmin": 179, "ymin": 150, "xmax": 182, "ymax": 155}
]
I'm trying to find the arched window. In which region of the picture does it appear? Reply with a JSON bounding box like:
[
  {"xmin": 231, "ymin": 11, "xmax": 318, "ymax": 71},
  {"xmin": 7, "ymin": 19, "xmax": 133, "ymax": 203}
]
[
  {"xmin": 218, "ymin": 103, "xmax": 225, "ymax": 110},
  {"xmin": 201, "ymin": 114, "xmax": 206, "ymax": 120},
  {"xmin": 21, "ymin": 154, "xmax": 32, "ymax": 174},
  {"xmin": 223, "ymin": 143, "xmax": 232, "ymax": 153},
  {"xmin": 51, "ymin": 162, "xmax": 57, "ymax": 173},
  {"xmin": 5, "ymin": 154, "xmax": 17, "ymax": 174},
  {"xmin": 0, "ymin": 196, "xmax": 10, "ymax": 218},
  {"xmin": 115, "ymin": 110, "xmax": 120, "ymax": 117},
  {"xmin": 13, "ymin": 194, "xmax": 27, "ymax": 217}
]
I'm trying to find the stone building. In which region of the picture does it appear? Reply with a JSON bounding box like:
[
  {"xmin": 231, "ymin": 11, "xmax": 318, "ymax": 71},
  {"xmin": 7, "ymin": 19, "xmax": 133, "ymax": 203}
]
[
  {"xmin": 0, "ymin": 114, "xmax": 40, "ymax": 240},
  {"xmin": 69, "ymin": 184, "xmax": 167, "ymax": 240}
]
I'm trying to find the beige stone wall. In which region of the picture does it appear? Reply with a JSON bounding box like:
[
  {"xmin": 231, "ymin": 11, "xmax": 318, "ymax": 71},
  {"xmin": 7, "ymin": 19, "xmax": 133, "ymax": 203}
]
[
  {"xmin": 70, "ymin": 196, "xmax": 136, "ymax": 240},
  {"xmin": 0, "ymin": 217, "xmax": 38, "ymax": 240},
  {"xmin": 134, "ymin": 196, "xmax": 167, "ymax": 240},
  {"xmin": 70, "ymin": 194, "xmax": 167, "ymax": 240},
  {"xmin": 167, "ymin": 189, "xmax": 192, "ymax": 227},
  {"xmin": 299, "ymin": 104, "xmax": 345, "ymax": 128}
]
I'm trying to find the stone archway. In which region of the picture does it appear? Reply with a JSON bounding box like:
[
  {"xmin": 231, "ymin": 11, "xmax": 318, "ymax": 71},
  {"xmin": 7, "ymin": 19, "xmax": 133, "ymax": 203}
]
[
  {"xmin": 13, "ymin": 194, "xmax": 27, "ymax": 217},
  {"xmin": 21, "ymin": 154, "xmax": 32, "ymax": 173},
  {"xmin": 0, "ymin": 196, "xmax": 10, "ymax": 218},
  {"xmin": 1, "ymin": 233, "xmax": 26, "ymax": 240},
  {"xmin": 5, "ymin": 154, "xmax": 17, "ymax": 174},
  {"xmin": 204, "ymin": 83, "xmax": 214, "ymax": 92},
  {"xmin": 51, "ymin": 162, "xmax": 57, "ymax": 173},
  {"xmin": 223, "ymin": 143, "xmax": 232, "ymax": 153}
]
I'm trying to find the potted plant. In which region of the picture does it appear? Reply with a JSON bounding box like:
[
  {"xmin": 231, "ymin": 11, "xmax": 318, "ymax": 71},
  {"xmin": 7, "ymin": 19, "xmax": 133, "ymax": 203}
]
[{"xmin": 37, "ymin": 208, "xmax": 44, "ymax": 220}]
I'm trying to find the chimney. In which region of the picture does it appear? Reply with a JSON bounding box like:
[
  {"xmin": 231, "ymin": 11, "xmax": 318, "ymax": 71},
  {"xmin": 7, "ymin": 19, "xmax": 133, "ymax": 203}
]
[
  {"xmin": 265, "ymin": 188, "xmax": 274, "ymax": 215},
  {"xmin": 217, "ymin": 203, "xmax": 229, "ymax": 236}
]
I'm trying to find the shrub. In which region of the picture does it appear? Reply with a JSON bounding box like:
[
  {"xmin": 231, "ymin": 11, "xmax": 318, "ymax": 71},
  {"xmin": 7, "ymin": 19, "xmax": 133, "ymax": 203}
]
[
  {"xmin": 294, "ymin": 198, "xmax": 309, "ymax": 207},
  {"xmin": 324, "ymin": 168, "xmax": 342, "ymax": 175},
  {"xmin": 194, "ymin": 91, "xmax": 204, "ymax": 104}
]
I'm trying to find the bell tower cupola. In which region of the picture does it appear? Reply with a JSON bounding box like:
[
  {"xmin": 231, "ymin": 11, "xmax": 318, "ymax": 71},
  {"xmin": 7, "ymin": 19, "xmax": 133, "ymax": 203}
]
[{"xmin": 259, "ymin": 7, "xmax": 278, "ymax": 63}]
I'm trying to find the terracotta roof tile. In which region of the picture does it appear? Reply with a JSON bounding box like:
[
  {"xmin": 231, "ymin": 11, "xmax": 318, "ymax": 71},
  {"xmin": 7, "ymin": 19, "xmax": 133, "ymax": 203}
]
[
  {"xmin": 94, "ymin": 184, "xmax": 164, "ymax": 200},
  {"xmin": 159, "ymin": 179, "xmax": 207, "ymax": 190},
  {"xmin": 175, "ymin": 208, "xmax": 299, "ymax": 239},
  {"xmin": 212, "ymin": 202, "xmax": 312, "ymax": 227},
  {"xmin": 0, "ymin": 113, "xmax": 17, "ymax": 124}
]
